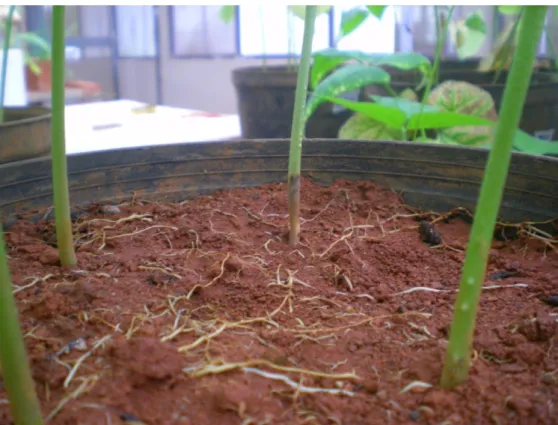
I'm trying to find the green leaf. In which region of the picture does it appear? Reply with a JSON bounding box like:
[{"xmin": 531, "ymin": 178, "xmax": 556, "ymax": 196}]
[
  {"xmin": 498, "ymin": 6, "xmax": 522, "ymax": 15},
  {"xmin": 366, "ymin": 6, "xmax": 387, "ymax": 19},
  {"xmin": 339, "ymin": 112, "xmax": 403, "ymax": 141},
  {"xmin": 370, "ymin": 95, "xmax": 440, "ymax": 117},
  {"xmin": 407, "ymin": 112, "xmax": 495, "ymax": 131},
  {"xmin": 427, "ymin": 80, "xmax": 499, "ymax": 146},
  {"xmin": 219, "ymin": 6, "xmax": 236, "ymax": 24},
  {"xmin": 311, "ymin": 48, "xmax": 378, "ymax": 88},
  {"xmin": 370, "ymin": 95, "xmax": 496, "ymax": 130},
  {"xmin": 339, "ymin": 7, "xmax": 369, "ymax": 38},
  {"xmin": 513, "ymin": 129, "xmax": 558, "ymax": 155},
  {"xmin": 323, "ymin": 96, "xmax": 407, "ymax": 128},
  {"xmin": 449, "ymin": 11, "xmax": 487, "ymax": 59},
  {"xmin": 465, "ymin": 11, "xmax": 487, "ymax": 33},
  {"xmin": 373, "ymin": 52, "xmax": 432, "ymax": 72},
  {"xmin": 306, "ymin": 64, "xmax": 391, "ymax": 117},
  {"xmin": 289, "ymin": 5, "xmax": 331, "ymax": 19},
  {"xmin": 13, "ymin": 32, "xmax": 51, "ymax": 58}
]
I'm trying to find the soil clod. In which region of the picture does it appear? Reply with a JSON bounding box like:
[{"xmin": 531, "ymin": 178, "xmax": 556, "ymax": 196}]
[{"xmin": 418, "ymin": 220, "xmax": 443, "ymax": 246}]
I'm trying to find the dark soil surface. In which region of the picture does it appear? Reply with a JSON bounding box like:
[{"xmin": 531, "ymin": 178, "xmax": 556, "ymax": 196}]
[{"xmin": 0, "ymin": 178, "xmax": 557, "ymax": 425}]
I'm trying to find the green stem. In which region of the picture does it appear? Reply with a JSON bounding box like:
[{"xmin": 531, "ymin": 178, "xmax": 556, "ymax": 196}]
[
  {"xmin": 491, "ymin": 6, "xmax": 500, "ymax": 45},
  {"xmin": 0, "ymin": 5, "xmax": 16, "ymax": 125},
  {"xmin": 0, "ymin": 228, "xmax": 45, "ymax": 425},
  {"xmin": 413, "ymin": 6, "xmax": 454, "ymax": 140},
  {"xmin": 288, "ymin": 6, "xmax": 316, "ymax": 246},
  {"xmin": 440, "ymin": 6, "xmax": 549, "ymax": 388},
  {"xmin": 492, "ymin": 9, "xmax": 523, "ymax": 84},
  {"xmin": 51, "ymin": 6, "xmax": 77, "ymax": 267}
]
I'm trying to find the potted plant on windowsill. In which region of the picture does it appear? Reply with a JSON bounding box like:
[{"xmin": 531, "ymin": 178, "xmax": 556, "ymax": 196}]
[
  {"xmin": 0, "ymin": 5, "xmax": 51, "ymax": 164},
  {"xmin": 0, "ymin": 6, "xmax": 56, "ymax": 92},
  {"xmin": 228, "ymin": 5, "xmax": 353, "ymax": 139}
]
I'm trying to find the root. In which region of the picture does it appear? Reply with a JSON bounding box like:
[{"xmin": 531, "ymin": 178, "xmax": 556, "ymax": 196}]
[
  {"xmin": 64, "ymin": 335, "xmax": 112, "ymax": 388},
  {"xmin": 186, "ymin": 253, "xmax": 231, "ymax": 299},
  {"xmin": 46, "ymin": 375, "xmax": 100, "ymax": 422},
  {"xmin": 243, "ymin": 367, "xmax": 355, "ymax": 396},
  {"xmin": 185, "ymin": 359, "xmax": 358, "ymax": 397},
  {"xmin": 13, "ymin": 273, "xmax": 54, "ymax": 294}
]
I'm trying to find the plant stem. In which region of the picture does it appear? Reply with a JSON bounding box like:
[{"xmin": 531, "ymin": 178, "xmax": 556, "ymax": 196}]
[
  {"xmin": 440, "ymin": 6, "xmax": 548, "ymax": 388},
  {"xmin": 491, "ymin": 8, "xmax": 524, "ymax": 84},
  {"xmin": 414, "ymin": 6, "xmax": 454, "ymax": 140},
  {"xmin": 0, "ymin": 5, "xmax": 16, "ymax": 125},
  {"xmin": 0, "ymin": 228, "xmax": 45, "ymax": 425},
  {"xmin": 288, "ymin": 6, "xmax": 316, "ymax": 246},
  {"xmin": 51, "ymin": 6, "xmax": 77, "ymax": 267}
]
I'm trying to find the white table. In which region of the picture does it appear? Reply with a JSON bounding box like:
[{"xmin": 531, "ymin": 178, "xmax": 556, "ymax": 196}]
[{"xmin": 65, "ymin": 99, "xmax": 242, "ymax": 155}]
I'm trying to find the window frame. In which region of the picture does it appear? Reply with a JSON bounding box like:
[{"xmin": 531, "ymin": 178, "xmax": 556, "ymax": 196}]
[
  {"xmin": 168, "ymin": 5, "xmax": 241, "ymax": 59},
  {"xmin": 113, "ymin": 5, "xmax": 159, "ymax": 60}
]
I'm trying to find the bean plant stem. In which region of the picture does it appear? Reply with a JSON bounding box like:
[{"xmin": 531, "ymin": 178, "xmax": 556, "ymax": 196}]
[
  {"xmin": 51, "ymin": 6, "xmax": 77, "ymax": 267},
  {"xmin": 440, "ymin": 6, "xmax": 549, "ymax": 388},
  {"xmin": 0, "ymin": 228, "xmax": 45, "ymax": 425},
  {"xmin": 288, "ymin": 6, "xmax": 316, "ymax": 246},
  {"xmin": 0, "ymin": 5, "xmax": 16, "ymax": 124}
]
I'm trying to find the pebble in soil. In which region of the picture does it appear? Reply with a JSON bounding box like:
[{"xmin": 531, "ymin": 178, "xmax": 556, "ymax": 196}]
[{"xmin": 0, "ymin": 178, "xmax": 556, "ymax": 425}]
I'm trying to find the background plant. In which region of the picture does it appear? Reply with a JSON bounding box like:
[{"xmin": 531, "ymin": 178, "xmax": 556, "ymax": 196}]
[
  {"xmin": 305, "ymin": 30, "xmax": 558, "ymax": 156},
  {"xmin": 0, "ymin": 5, "xmax": 15, "ymax": 124},
  {"xmin": 440, "ymin": 5, "xmax": 549, "ymax": 387}
]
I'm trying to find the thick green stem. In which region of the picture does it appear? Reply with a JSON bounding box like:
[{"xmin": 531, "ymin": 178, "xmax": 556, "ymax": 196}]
[
  {"xmin": 0, "ymin": 5, "xmax": 16, "ymax": 125},
  {"xmin": 0, "ymin": 228, "xmax": 45, "ymax": 425},
  {"xmin": 288, "ymin": 6, "xmax": 316, "ymax": 246},
  {"xmin": 51, "ymin": 6, "xmax": 77, "ymax": 267},
  {"xmin": 440, "ymin": 6, "xmax": 548, "ymax": 388}
]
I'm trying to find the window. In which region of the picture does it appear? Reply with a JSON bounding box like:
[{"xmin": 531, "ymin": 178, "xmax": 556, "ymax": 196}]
[
  {"xmin": 170, "ymin": 6, "xmax": 237, "ymax": 57},
  {"xmin": 332, "ymin": 5, "xmax": 396, "ymax": 53},
  {"xmin": 79, "ymin": 6, "xmax": 113, "ymax": 58},
  {"xmin": 238, "ymin": 5, "xmax": 331, "ymax": 57},
  {"xmin": 115, "ymin": 6, "xmax": 157, "ymax": 58},
  {"xmin": 238, "ymin": 5, "xmax": 396, "ymax": 57}
]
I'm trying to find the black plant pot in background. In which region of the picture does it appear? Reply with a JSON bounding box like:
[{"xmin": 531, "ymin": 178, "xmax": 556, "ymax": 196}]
[
  {"xmin": 232, "ymin": 66, "xmax": 352, "ymax": 139},
  {"xmin": 365, "ymin": 59, "xmax": 558, "ymax": 137}
]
